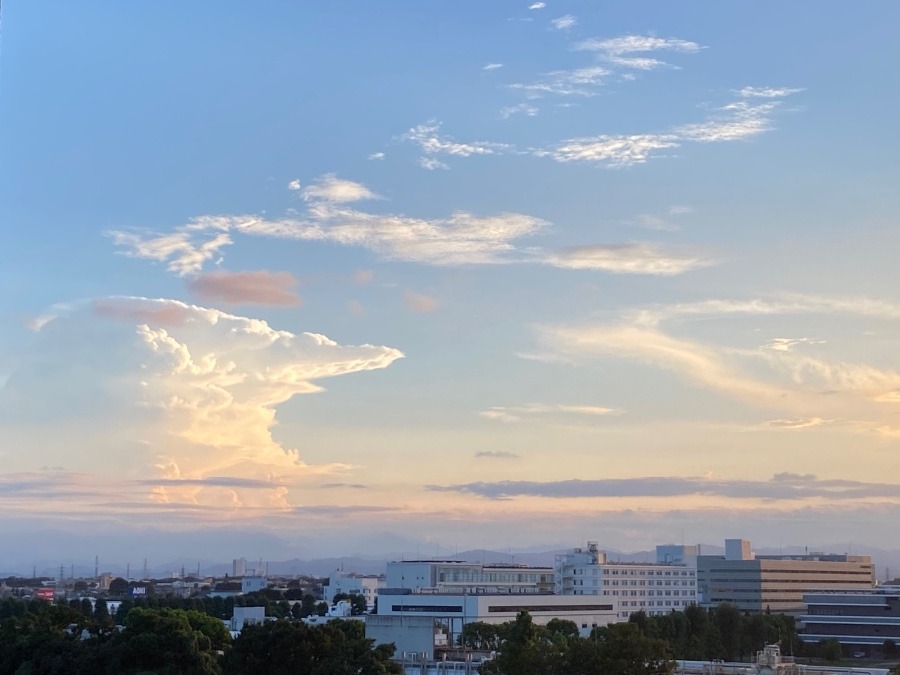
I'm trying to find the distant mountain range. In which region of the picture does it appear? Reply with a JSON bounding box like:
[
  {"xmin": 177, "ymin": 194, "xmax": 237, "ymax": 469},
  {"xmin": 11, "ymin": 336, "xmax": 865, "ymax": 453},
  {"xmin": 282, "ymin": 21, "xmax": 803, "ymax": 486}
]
[{"xmin": 7, "ymin": 538, "xmax": 900, "ymax": 582}]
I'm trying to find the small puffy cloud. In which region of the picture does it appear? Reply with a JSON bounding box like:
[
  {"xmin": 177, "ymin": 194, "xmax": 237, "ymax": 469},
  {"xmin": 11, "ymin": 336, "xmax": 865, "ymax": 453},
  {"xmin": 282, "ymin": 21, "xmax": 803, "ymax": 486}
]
[
  {"xmin": 550, "ymin": 15, "xmax": 577, "ymax": 30},
  {"xmin": 368, "ymin": 152, "xmax": 386, "ymax": 160},
  {"xmin": 404, "ymin": 291, "xmax": 439, "ymax": 313},
  {"xmin": 301, "ymin": 174, "xmax": 380, "ymax": 203},
  {"xmin": 482, "ymin": 63, "xmax": 504, "ymax": 71},
  {"xmin": 528, "ymin": 2, "xmax": 545, "ymax": 8},
  {"xmin": 288, "ymin": 179, "xmax": 302, "ymax": 191},
  {"xmin": 547, "ymin": 243, "xmax": 713, "ymax": 275},
  {"xmin": 353, "ymin": 269, "xmax": 375, "ymax": 286},
  {"xmin": 187, "ymin": 270, "xmax": 301, "ymax": 306}
]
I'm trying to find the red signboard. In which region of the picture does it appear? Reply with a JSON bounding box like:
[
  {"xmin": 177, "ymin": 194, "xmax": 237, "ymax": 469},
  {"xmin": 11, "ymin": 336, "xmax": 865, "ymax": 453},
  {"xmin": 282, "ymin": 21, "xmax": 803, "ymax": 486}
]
[{"xmin": 35, "ymin": 588, "xmax": 54, "ymax": 601}]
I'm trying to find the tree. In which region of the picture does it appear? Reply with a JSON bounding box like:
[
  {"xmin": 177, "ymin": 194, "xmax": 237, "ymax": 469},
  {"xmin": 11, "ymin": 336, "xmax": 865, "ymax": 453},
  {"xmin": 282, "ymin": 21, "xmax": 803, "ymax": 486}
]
[
  {"xmin": 299, "ymin": 594, "xmax": 317, "ymax": 618},
  {"xmin": 460, "ymin": 621, "xmax": 502, "ymax": 651},
  {"xmin": 350, "ymin": 593, "xmax": 368, "ymax": 616},
  {"xmin": 588, "ymin": 621, "xmax": 675, "ymax": 675},
  {"xmin": 820, "ymin": 638, "xmax": 843, "ymax": 662},
  {"xmin": 223, "ymin": 620, "xmax": 401, "ymax": 675},
  {"xmin": 481, "ymin": 612, "xmax": 564, "ymax": 675},
  {"xmin": 108, "ymin": 577, "xmax": 129, "ymax": 596},
  {"xmin": 885, "ymin": 639, "xmax": 898, "ymax": 658}
]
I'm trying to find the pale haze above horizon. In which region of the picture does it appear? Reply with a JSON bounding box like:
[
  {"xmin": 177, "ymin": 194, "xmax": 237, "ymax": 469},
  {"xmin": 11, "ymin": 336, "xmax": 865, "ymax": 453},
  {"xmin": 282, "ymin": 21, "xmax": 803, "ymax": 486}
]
[{"xmin": 2, "ymin": 1, "xmax": 900, "ymax": 566}]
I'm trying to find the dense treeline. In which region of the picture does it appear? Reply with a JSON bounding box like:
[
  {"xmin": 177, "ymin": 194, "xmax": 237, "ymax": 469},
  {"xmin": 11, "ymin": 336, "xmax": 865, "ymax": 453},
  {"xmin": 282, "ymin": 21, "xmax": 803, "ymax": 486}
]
[
  {"xmin": 0, "ymin": 597, "xmax": 398, "ymax": 675},
  {"xmin": 470, "ymin": 606, "xmax": 900, "ymax": 675}
]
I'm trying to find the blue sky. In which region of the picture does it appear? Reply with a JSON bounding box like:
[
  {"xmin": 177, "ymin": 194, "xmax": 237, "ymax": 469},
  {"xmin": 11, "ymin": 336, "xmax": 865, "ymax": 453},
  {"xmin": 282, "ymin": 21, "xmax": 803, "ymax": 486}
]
[{"xmin": 2, "ymin": 1, "xmax": 900, "ymax": 563}]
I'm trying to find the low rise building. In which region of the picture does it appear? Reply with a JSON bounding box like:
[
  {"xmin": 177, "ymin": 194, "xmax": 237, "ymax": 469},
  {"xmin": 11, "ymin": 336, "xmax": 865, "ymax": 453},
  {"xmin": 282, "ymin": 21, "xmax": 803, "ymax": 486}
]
[
  {"xmin": 324, "ymin": 571, "xmax": 384, "ymax": 611},
  {"xmin": 800, "ymin": 587, "xmax": 900, "ymax": 658},
  {"xmin": 385, "ymin": 560, "xmax": 554, "ymax": 594}
]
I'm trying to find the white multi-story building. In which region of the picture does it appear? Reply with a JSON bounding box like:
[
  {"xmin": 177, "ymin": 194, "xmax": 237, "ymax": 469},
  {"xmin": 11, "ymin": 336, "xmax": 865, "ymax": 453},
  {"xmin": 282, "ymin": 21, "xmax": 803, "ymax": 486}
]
[
  {"xmin": 385, "ymin": 560, "xmax": 554, "ymax": 595},
  {"xmin": 324, "ymin": 571, "xmax": 385, "ymax": 610},
  {"xmin": 555, "ymin": 542, "xmax": 697, "ymax": 619}
]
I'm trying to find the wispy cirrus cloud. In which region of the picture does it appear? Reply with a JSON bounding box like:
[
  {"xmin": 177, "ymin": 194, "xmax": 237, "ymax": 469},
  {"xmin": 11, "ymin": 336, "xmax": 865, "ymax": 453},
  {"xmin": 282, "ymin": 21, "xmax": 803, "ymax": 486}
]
[
  {"xmin": 546, "ymin": 242, "xmax": 714, "ymax": 275},
  {"xmin": 111, "ymin": 175, "xmax": 710, "ymax": 276},
  {"xmin": 575, "ymin": 35, "xmax": 703, "ymax": 70},
  {"xmin": 474, "ymin": 450, "xmax": 521, "ymax": 459},
  {"xmin": 108, "ymin": 229, "xmax": 232, "ymax": 277},
  {"xmin": 482, "ymin": 63, "xmax": 505, "ymax": 71},
  {"xmin": 188, "ymin": 270, "xmax": 301, "ymax": 306},
  {"xmin": 399, "ymin": 122, "xmax": 510, "ymax": 169},
  {"xmin": 508, "ymin": 66, "xmax": 611, "ymax": 98},
  {"xmin": 403, "ymin": 87, "xmax": 800, "ymax": 168},
  {"xmin": 480, "ymin": 403, "xmax": 621, "ymax": 423}
]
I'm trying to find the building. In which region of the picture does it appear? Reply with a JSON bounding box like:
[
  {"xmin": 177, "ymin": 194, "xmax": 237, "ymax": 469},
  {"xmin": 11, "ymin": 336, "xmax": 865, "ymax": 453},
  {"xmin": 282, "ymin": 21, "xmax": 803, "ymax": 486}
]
[
  {"xmin": 324, "ymin": 571, "xmax": 385, "ymax": 610},
  {"xmin": 240, "ymin": 576, "xmax": 267, "ymax": 594},
  {"xmin": 369, "ymin": 590, "xmax": 618, "ymax": 661},
  {"xmin": 229, "ymin": 606, "xmax": 265, "ymax": 634},
  {"xmin": 697, "ymin": 539, "xmax": 875, "ymax": 613},
  {"xmin": 232, "ymin": 558, "xmax": 247, "ymax": 577},
  {"xmin": 800, "ymin": 588, "xmax": 900, "ymax": 658},
  {"xmin": 385, "ymin": 560, "xmax": 554, "ymax": 595},
  {"xmin": 555, "ymin": 542, "xmax": 697, "ymax": 618}
]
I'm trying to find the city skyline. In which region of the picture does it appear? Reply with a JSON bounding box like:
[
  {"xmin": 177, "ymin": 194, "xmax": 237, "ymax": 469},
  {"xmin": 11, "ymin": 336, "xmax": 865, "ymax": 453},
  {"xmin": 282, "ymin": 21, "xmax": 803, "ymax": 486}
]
[{"xmin": 2, "ymin": 1, "xmax": 900, "ymax": 561}]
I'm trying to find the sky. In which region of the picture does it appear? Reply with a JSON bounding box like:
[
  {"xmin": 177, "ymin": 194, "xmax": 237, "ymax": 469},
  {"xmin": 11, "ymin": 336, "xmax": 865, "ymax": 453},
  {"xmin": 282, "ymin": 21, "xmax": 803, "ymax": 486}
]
[{"xmin": 2, "ymin": 1, "xmax": 900, "ymax": 567}]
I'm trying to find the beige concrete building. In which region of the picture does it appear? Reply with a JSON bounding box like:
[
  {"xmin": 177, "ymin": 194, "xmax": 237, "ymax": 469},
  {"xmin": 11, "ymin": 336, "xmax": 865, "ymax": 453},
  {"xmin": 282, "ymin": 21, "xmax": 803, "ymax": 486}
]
[{"xmin": 698, "ymin": 539, "xmax": 875, "ymax": 613}]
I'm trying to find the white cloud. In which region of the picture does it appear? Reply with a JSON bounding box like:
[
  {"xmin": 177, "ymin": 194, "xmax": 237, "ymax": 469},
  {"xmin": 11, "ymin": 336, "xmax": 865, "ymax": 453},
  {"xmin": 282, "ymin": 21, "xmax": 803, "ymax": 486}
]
[
  {"xmin": 500, "ymin": 103, "xmax": 539, "ymax": 119},
  {"xmin": 528, "ymin": 2, "xmax": 545, "ymax": 9},
  {"xmin": 542, "ymin": 133, "xmax": 679, "ymax": 167},
  {"xmin": 669, "ymin": 205, "xmax": 693, "ymax": 215},
  {"xmin": 550, "ymin": 15, "xmax": 577, "ymax": 30},
  {"xmin": 482, "ymin": 63, "xmax": 505, "ymax": 71},
  {"xmin": 368, "ymin": 152, "xmax": 385, "ymax": 160},
  {"xmin": 575, "ymin": 34, "xmax": 702, "ymax": 70},
  {"xmin": 739, "ymin": 86, "xmax": 804, "ymax": 98},
  {"xmin": 636, "ymin": 214, "xmax": 680, "ymax": 232},
  {"xmin": 1, "ymin": 297, "xmax": 404, "ymax": 515},
  {"xmin": 288, "ymin": 179, "xmax": 302, "ymax": 191},
  {"xmin": 678, "ymin": 87, "xmax": 801, "ymax": 143},
  {"xmin": 764, "ymin": 417, "xmax": 830, "ymax": 429},
  {"xmin": 111, "ymin": 176, "xmax": 712, "ymax": 276},
  {"xmin": 481, "ymin": 403, "xmax": 621, "ymax": 423},
  {"xmin": 761, "ymin": 337, "xmax": 826, "ymax": 353},
  {"xmin": 508, "ymin": 65, "xmax": 611, "ymax": 98},
  {"xmin": 300, "ymin": 173, "xmax": 380, "ymax": 203},
  {"xmin": 400, "ymin": 122, "xmax": 509, "ymax": 168},
  {"xmin": 107, "ymin": 229, "xmax": 233, "ymax": 277},
  {"xmin": 546, "ymin": 243, "xmax": 714, "ymax": 275}
]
